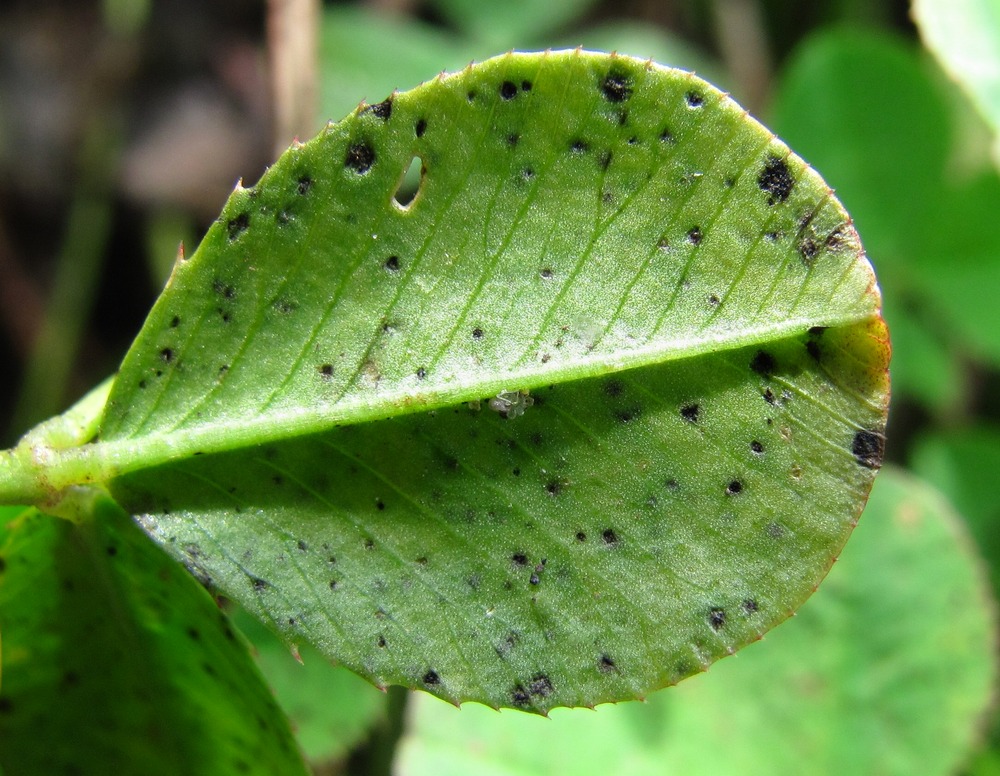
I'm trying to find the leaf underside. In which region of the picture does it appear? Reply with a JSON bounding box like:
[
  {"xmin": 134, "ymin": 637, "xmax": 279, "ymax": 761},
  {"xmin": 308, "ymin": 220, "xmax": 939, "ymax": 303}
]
[{"xmin": 96, "ymin": 51, "xmax": 889, "ymax": 712}]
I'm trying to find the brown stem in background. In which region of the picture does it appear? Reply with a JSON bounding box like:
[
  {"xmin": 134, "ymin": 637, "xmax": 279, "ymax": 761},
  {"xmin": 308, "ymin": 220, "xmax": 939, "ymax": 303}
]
[
  {"xmin": 711, "ymin": 0, "xmax": 772, "ymax": 116},
  {"xmin": 268, "ymin": 0, "xmax": 320, "ymax": 157}
]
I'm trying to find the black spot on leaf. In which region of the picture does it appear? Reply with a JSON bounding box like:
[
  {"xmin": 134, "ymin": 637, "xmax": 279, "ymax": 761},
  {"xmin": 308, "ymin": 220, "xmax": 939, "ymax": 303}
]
[
  {"xmin": 659, "ymin": 127, "xmax": 675, "ymax": 144},
  {"xmin": 799, "ymin": 237, "xmax": 820, "ymax": 266},
  {"xmin": 227, "ymin": 212, "xmax": 249, "ymax": 240},
  {"xmin": 506, "ymin": 132, "xmax": 520, "ymax": 147},
  {"xmin": 687, "ymin": 227, "xmax": 702, "ymax": 245},
  {"xmin": 416, "ymin": 367, "xmax": 427, "ymax": 380},
  {"xmin": 415, "ymin": 118, "xmax": 427, "ymax": 137},
  {"xmin": 170, "ymin": 316, "xmax": 181, "ymax": 328},
  {"xmin": 297, "ymin": 176, "xmax": 312, "ymax": 195},
  {"xmin": 681, "ymin": 403, "xmax": 700, "ymax": 423},
  {"xmin": 600, "ymin": 151, "xmax": 613, "ymax": 170},
  {"xmin": 251, "ymin": 577, "xmax": 270, "ymax": 591},
  {"xmin": 319, "ymin": 364, "xmax": 333, "ymax": 379},
  {"xmin": 852, "ymin": 429, "xmax": 885, "ymax": 469},
  {"xmin": 160, "ymin": 348, "xmax": 174, "ymax": 363},
  {"xmin": 742, "ymin": 599, "xmax": 759, "ymax": 613},
  {"xmin": 685, "ymin": 91, "xmax": 704, "ymax": 107},
  {"xmin": 369, "ymin": 97, "xmax": 393, "ymax": 120},
  {"xmin": 345, "ymin": 141, "xmax": 376, "ymax": 174},
  {"xmin": 598, "ymin": 655, "xmax": 617, "ymax": 673},
  {"xmin": 472, "ymin": 327, "xmax": 484, "ymax": 339},
  {"xmin": 750, "ymin": 440, "xmax": 764, "ymax": 454},
  {"xmin": 512, "ymin": 552, "xmax": 528, "ymax": 566},
  {"xmin": 605, "ymin": 379, "xmax": 624, "ymax": 398},
  {"xmin": 575, "ymin": 531, "xmax": 587, "ymax": 542},
  {"xmin": 500, "ymin": 80, "xmax": 518, "ymax": 100},
  {"xmin": 511, "ymin": 685, "xmax": 531, "ymax": 707},
  {"xmin": 422, "ymin": 670, "xmax": 440, "ymax": 686},
  {"xmin": 726, "ymin": 480, "xmax": 743, "ymax": 495},
  {"xmin": 602, "ymin": 528, "xmax": 619, "ymax": 547},
  {"xmin": 758, "ymin": 155, "xmax": 795, "ymax": 204},
  {"xmin": 529, "ymin": 674, "xmax": 553, "ymax": 697},
  {"xmin": 709, "ymin": 608, "xmax": 727, "ymax": 630},
  {"xmin": 384, "ymin": 255, "xmax": 400, "ymax": 272},
  {"xmin": 614, "ymin": 407, "xmax": 642, "ymax": 423},
  {"xmin": 601, "ymin": 71, "xmax": 633, "ymax": 102},
  {"xmin": 570, "ymin": 139, "xmax": 589, "ymax": 153},
  {"xmin": 750, "ymin": 350, "xmax": 776, "ymax": 376},
  {"xmin": 521, "ymin": 80, "xmax": 532, "ymax": 91}
]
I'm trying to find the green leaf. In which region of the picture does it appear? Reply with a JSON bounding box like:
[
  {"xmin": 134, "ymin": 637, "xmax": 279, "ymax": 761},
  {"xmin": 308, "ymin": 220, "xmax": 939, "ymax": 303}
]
[
  {"xmin": 913, "ymin": 0, "xmax": 1000, "ymax": 167},
  {"xmin": 1, "ymin": 51, "xmax": 889, "ymax": 711},
  {"xmin": 233, "ymin": 607, "xmax": 389, "ymax": 765},
  {"xmin": 396, "ymin": 466, "xmax": 998, "ymax": 775},
  {"xmin": 0, "ymin": 497, "xmax": 307, "ymax": 775}
]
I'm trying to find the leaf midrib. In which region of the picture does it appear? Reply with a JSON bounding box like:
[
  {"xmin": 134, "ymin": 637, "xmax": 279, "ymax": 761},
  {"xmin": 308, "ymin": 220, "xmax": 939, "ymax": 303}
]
[{"xmin": 18, "ymin": 308, "xmax": 873, "ymax": 498}]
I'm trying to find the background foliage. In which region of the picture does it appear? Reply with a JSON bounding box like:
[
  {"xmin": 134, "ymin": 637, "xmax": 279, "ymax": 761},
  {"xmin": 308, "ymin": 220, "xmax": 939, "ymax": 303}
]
[{"xmin": 1, "ymin": 0, "xmax": 998, "ymax": 773}]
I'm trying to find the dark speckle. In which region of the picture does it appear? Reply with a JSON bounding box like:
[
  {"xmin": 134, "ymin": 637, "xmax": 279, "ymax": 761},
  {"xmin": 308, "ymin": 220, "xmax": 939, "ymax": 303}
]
[
  {"xmin": 575, "ymin": 531, "xmax": 587, "ymax": 542},
  {"xmin": 726, "ymin": 480, "xmax": 743, "ymax": 495},
  {"xmin": 600, "ymin": 151, "xmax": 613, "ymax": 170},
  {"xmin": 750, "ymin": 350, "xmax": 776, "ymax": 377},
  {"xmin": 685, "ymin": 91, "xmax": 704, "ymax": 107},
  {"xmin": 511, "ymin": 685, "xmax": 531, "ymax": 707},
  {"xmin": 758, "ymin": 155, "xmax": 794, "ymax": 204},
  {"xmin": 170, "ymin": 316, "xmax": 181, "ymax": 328},
  {"xmin": 601, "ymin": 71, "xmax": 633, "ymax": 102},
  {"xmin": 345, "ymin": 141, "xmax": 376, "ymax": 174},
  {"xmin": 506, "ymin": 132, "xmax": 520, "ymax": 147},
  {"xmin": 659, "ymin": 127, "xmax": 675, "ymax": 144},
  {"xmin": 806, "ymin": 340, "xmax": 822, "ymax": 361},
  {"xmin": 529, "ymin": 674, "xmax": 553, "ymax": 697},
  {"xmin": 681, "ymin": 403, "xmax": 700, "ymax": 423},
  {"xmin": 160, "ymin": 348, "xmax": 174, "ymax": 363},
  {"xmin": 512, "ymin": 552, "xmax": 528, "ymax": 567},
  {"xmin": 329, "ymin": 579, "xmax": 338, "ymax": 590},
  {"xmin": 540, "ymin": 267, "xmax": 553, "ymax": 278},
  {"xmin": 472, "ymin": 327, "xmax": 484, "ymax": 340},
  {"xmin": 251, "ymin": 577, "xmax": 269, "ymax": 591},
  {"xmin": 763, "ymin": 388, "xmax": 776, "ymax": 405},
  {"xmin": 545, "ymin": 479, "xmax": 563, "ymax": 496},
  {"xmin": 799, "ymin": 237, "xmax": 820, "ymax": 266},
  {"xmin": 416, "ymin": 367, "xmax": 427, "ymax": 380},
  {"xmin": 227, "ymin": 212, "xmax": 249, "ymax": 240},
  {"xmin": 614, "ymin": 407, "xmax": 642, "ymax": 423},
  {"xmin": 500, "ymin": 80, "xmax": 518, "ymax": 100},
  {"xmin": 602, "ymin": 528, "xmax": 619, "ymax": 547},
  {"xmin": 570, "ymin": 139, "xmax": 589, "ymax": 153},
  {"xmin": 297, "ymin": 175, "xmax": 313, "ymax": 195},
  {"xmin": 750, "ymin": 440, "xmax": 764, "ymax": 455},
  {"xmin": 415, "ymin": 118, "xmax": 427, "ymax": 137},
  {"xmin": 742, "ymin": 599, "xmax": 759, "ymax": 614},
  {"xmin": 422, "ymin": 670, "xmax": 440, "ymax": 686},
  {"xmin": 319, "ymin": 364, "xmax": 334, "ymax": 379},
  {"xmin": 521, "ymin": 80, "xmax": 532, "ymax": 92},
  {"xmin": 369, "ymin": 97, "xmax": 393, "ymax": 121},
  {"xmin": 852, "ymin": 429, "xmax": 885, "ymax": 469},
  {"xmin": 687, "ymin": 227, "xmax": 702, "ymax": 245},
  {"xmin": 598, "ymin": 655, "xmax": 617, "ymax": 673},
  {"xmin": 297, "ymin": 540, "xmax": 308, "ymax": 551},
  {"xmin": 384, "ymin": 255, "xmax": 401, "ymax": 272},
  {"xmin": 709, "ymin": 608, "xmax": 726, "ymax": 630},
  {"xmin": 605, "ymin": 379, "xmax": 624, "ymax": 397}
]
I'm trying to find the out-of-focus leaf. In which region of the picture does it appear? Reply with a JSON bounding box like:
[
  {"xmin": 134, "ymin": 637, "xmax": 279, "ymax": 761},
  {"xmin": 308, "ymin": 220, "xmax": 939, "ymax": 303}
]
[
  {"xmin": 913, "ymin": 0, "xmax": 1000, "ymax": 167},
  {"xmin": 429, "ymin": 0, "xmax": 600, "ymax": 49},
  {"xmin": 910, "ymin": 426, "xmax": 1000, "ymax": 585},
  {"xmin": 0, "ymin": 497, "xmax": 307, "ymax": 775},
  {"xmin": 233, "ymin": 607, "xmax": 388, "ymax": 765},
  {"xmin": 396, "ymin": 466, "xmax": 998, "ymax": 776}
]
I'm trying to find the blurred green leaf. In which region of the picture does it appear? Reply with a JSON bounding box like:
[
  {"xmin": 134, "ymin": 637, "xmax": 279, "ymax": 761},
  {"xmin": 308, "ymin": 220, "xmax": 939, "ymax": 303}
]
[
  {"xmin": 910, "ymin": 426, "xmax": 1000, "ymax": 585},
  {"xmin": 0, "ymin": 51, "xmax": 886, "ymax": 712},
  {"xmin": 396, "ymin": 466, "xmax": 998, "ymax": 776},
  {"xmin": 429, "ymin": 0, "xmax": 601, "ymax": 49},
  {"xmin": 233, "ymin": 607, "xmax": 388, "ymax": 765},
  {"xmin": 913, "ymin": 0, "xmax": 1000, "ymax": 167},
  {"xmin": 0, "ymin": 497, "xmax": 307, "ymax": 775}
]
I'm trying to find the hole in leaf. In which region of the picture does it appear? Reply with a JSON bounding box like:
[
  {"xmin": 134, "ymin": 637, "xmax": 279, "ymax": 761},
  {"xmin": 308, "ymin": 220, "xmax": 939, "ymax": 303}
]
[{"xmin": 392, "ymin": 155, "xmax": 424, "ymax": 210}]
